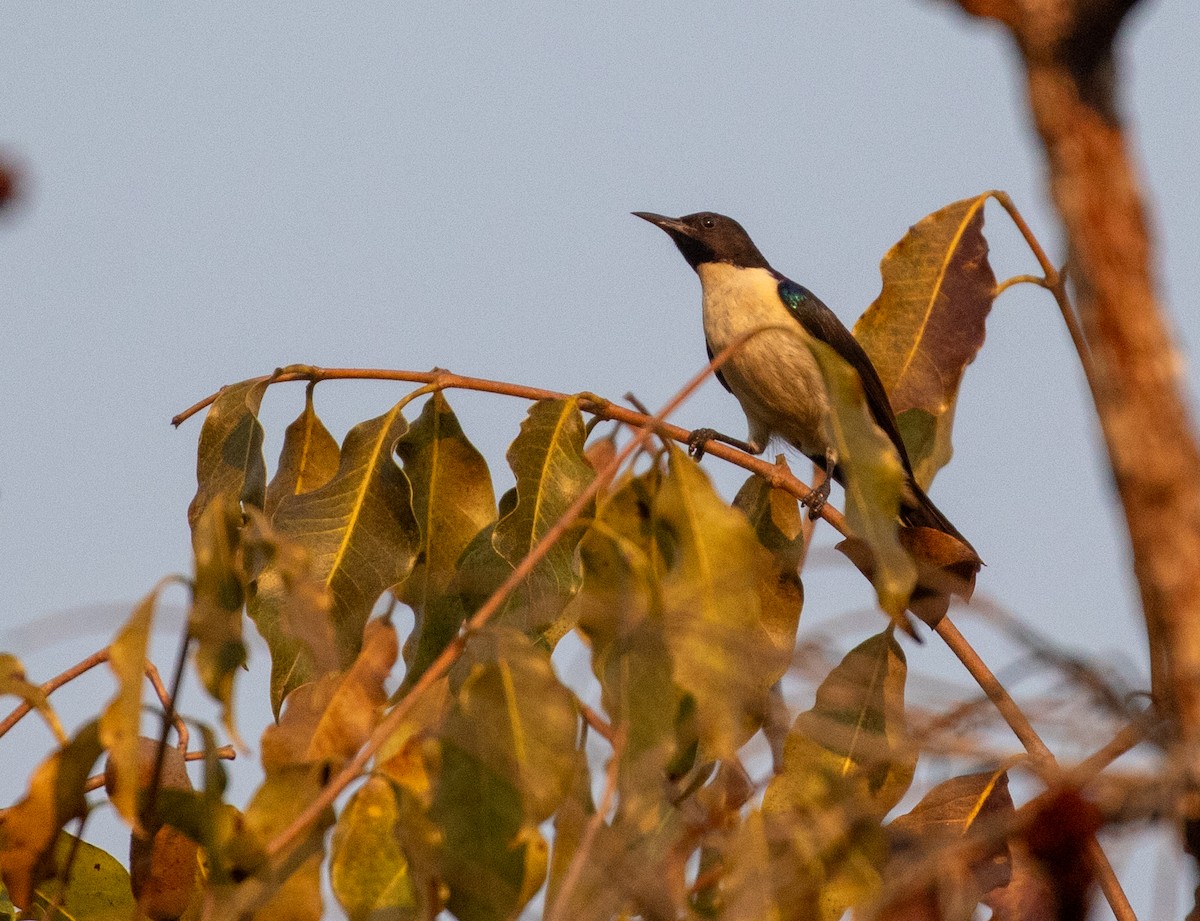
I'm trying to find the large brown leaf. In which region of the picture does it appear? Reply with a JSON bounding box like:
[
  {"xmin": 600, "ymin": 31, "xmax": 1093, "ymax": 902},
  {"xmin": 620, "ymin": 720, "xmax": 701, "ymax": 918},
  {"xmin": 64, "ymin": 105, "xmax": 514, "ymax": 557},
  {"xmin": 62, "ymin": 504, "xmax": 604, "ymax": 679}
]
[{"xmin": 854, "ymin": 195, "xmax": 997, "ymax": 488}]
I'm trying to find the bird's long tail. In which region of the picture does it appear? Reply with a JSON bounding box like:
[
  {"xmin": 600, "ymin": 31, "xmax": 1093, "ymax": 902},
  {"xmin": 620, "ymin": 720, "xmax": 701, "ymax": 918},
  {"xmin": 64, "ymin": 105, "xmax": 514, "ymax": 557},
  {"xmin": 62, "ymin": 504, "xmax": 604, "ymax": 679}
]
[{"xmin": 900, "ymin": 477, "xmax": 981, "ymax": 564}]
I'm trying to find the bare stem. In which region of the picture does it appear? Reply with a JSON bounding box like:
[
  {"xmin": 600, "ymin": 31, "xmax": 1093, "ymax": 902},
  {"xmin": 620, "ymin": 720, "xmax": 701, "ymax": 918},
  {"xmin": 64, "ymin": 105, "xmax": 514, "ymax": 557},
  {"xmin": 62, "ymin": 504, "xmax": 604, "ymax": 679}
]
[{"xmin": 0, "ymin": 647, "xmax": 110, "ymax": 741}]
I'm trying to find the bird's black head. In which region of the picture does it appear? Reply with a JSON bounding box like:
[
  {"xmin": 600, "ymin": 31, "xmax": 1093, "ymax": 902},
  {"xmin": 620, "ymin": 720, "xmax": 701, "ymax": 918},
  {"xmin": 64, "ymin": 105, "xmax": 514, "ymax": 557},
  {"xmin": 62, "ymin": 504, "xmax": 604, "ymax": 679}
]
[{"xmin": 633, "ymin": 211, "xmax": 771, "ymax": 272}]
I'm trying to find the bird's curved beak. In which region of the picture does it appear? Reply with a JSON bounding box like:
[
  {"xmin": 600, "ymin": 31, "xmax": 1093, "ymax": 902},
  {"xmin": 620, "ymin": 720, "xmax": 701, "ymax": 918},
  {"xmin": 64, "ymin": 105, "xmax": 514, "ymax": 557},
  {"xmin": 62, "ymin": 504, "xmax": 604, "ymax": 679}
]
[{"xmin": 632, "ymin": 211, "xmax": 686, "ymax": 233}]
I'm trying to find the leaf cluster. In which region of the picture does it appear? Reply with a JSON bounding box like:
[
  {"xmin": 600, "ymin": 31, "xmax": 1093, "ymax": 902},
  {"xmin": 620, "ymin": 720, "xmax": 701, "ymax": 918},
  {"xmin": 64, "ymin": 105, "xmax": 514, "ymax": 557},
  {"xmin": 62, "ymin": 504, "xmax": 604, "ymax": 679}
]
[{"xmin": 0, "ymin": 195, "xmax": 1128, "ymax": 921}]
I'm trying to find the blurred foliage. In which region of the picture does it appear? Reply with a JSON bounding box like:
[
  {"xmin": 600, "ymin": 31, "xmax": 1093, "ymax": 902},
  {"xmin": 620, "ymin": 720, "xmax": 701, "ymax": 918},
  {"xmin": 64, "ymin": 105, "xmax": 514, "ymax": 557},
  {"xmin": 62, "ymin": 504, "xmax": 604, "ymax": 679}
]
[{"xmin": 0, "ymin": 195, "xmax": 1117, "ymax": 921}]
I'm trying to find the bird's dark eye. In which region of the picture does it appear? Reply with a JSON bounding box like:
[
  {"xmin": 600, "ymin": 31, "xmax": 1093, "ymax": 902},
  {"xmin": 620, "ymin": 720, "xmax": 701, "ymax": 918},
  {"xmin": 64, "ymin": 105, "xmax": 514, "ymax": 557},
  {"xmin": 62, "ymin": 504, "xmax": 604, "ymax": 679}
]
[{"xmin": 701, "ymin": 216, "xmax": 716, "ymax": 229}]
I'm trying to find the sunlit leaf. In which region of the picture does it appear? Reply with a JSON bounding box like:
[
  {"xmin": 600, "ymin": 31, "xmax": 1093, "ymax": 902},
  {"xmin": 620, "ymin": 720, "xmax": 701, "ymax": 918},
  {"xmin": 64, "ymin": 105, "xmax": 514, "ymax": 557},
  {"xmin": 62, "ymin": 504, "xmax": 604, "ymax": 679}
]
[
  {"xmin": 31, "ymin": 834, "xmax": 135, "ymax": 920},
  {"xmin": 0, "ymin": 655, "xmax": 63, "ymax": 744},
  {"xmin": 491, "ymin": 397, "xmax": 595, "ymax": 639},
  {"xmin": 188, "ymin": 377, "xmax": 270, "ymax": 529},
  {"xmin": 99, "ymin": 588, "xmax": 159, "ymax": 828},
  {"xmin": 768, "ymin": 632, "xmax": 915, "ymax": 818},
  {"xmin": 0, "ymin": 722, "xmax": 103, "ymax": 908},
  {"xmin": 763, "ymin": 632, "xmax": 913, "ymax": 920},
  {"xmin": 264, "ymin": 387, "xmax": 340, "ymax": 519},
  {"xmin": 189, "ymin": 493, "xmax": 248, "ymax": 744},
  {"xmin": 807, "ymin": 340, "xmax": 916, "ymax": 622},
  {"xmin": 656, "ymin": 449, "xmax": 773, "ymax": 759},
  {"xmin": 244, "ymin": 513, "xmax": 340, "ymax": 718},
  {"xmin": 273, "ymin": 399, "xmax": 420, "ymax": 668},
  {"xmin": 330, "ymin": 774, "xmax": 419, "ymax": 921},
  {"xmin": 395, "ymin": 393, "xmax": 497, "ymax": 690},
  {"xmin": 854, "ymin": 194, "xmax": 996, "ymax": 488}
]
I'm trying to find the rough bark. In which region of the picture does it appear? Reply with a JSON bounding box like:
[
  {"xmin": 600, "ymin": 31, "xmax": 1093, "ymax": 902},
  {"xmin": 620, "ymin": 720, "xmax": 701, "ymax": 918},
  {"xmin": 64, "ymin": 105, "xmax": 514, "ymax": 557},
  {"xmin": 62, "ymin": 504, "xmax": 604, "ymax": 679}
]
[{"xmin": 946, "ymin": 0, "xmax": 1200, "ymax": 909}]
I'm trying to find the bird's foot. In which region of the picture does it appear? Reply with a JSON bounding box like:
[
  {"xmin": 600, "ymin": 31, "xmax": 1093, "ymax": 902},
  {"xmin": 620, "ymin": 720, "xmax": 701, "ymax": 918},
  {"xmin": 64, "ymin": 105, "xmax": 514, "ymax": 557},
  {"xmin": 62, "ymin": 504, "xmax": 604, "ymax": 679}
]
[
  {"xmin": 802, "ymin": 478, "xmax": 832, "ymax": 519},
  {"xmin": 687, "ymin": 427, "xmax": 720, "ymax": 460}
]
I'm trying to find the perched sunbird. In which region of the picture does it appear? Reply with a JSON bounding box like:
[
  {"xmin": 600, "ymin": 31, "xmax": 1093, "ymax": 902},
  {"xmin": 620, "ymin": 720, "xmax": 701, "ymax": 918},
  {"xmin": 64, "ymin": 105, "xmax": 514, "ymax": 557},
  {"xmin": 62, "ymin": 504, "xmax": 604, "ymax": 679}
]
[{"xmin": 634, "ymin": 210, "xmax": 975, "ymax": 556}]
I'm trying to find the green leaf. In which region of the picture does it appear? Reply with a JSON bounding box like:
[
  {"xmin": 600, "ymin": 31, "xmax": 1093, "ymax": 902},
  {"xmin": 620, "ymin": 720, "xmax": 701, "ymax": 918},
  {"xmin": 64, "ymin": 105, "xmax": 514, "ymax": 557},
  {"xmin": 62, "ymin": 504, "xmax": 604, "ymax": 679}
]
[
  {"xmin": 244, "ymin": 513, "xmax": 341, "ymax": 718},
  {"xmin": 807, "ymin": 340, "xmax": 916, "ymax": 622},
  {"xmin": 854, "ymin": 194, "xmax": 996, "ymax": 488},
  {"xmin": 432, "ymin": 627, "xmax": 579, "ymax": 921},
  {"xmin": 573, "ymin": 470, "xmax": 689, "ymax": 815},
  {"xmin": 264, "ymin": 387, "xmax": 340, "ymax": 520},
  {"xmin": 395, "ymin": 393, "xmax": 497, "ymax": 690},
  {"xmin": 330, "ymin": 775, "xmax": 419, "ymax": 921},
  {"xmin": 99, "ymin": 588, "xmax": 160, "ymax": 828},
  {"xmin": 656, "ymin": 449, "xmax": 772, "ymax": 759},
  {"xmin": 765, "ymin": 632, "xmax": 915, "ymax": 820},
  {"xmin": 491, "ymin": 397, "xmax": 595, "ymax": 639},
  {"xmin": 189, "ymin": 493, "xmax": 248, "ymax": 744},
  {"xmin": 273, "ymin": 400, "xmax": 420, "ymax": 668},
  {"xmin": 0, "ymin": 723, "xmax": 103, "ymax": 908},
  {"xmin": 31, "ymin": 834, "xmax": 135, "ymax": 920},
  {"xmin": 188, "ymin": 378, "xmax": 270, "ymax": 529}
]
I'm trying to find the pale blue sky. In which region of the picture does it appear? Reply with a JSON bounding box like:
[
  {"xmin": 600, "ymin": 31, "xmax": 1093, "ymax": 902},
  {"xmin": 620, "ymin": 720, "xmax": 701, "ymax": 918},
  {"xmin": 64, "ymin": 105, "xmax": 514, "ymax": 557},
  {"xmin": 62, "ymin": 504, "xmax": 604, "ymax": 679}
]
[{"xmin": 3, "ymin": 2, "xmax": 1197, "ymax": 915}]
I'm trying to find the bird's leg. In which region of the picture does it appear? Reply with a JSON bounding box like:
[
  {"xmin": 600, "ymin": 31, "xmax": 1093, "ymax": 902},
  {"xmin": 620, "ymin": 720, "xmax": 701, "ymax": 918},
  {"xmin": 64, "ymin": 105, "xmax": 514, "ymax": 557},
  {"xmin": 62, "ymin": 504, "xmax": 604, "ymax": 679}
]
[
  {"xmin": 802, "ymin": 448, "xmax": 837, "ymax": 519},
  {"xmin": 687, "ymin": 427, "xmax": 761, "ymax": 461}
]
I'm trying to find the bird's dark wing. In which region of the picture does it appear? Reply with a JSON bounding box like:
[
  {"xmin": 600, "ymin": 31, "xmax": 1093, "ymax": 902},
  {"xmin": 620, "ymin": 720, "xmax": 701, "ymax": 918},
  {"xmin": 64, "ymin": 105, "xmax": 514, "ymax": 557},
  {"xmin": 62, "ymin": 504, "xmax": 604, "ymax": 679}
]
[
  {"xmin": 705, "ymin": 339, "xmax": 733, "ymax": 394},
  {"xmin": 775, "ymin": 276, "xmax": 915, "ymax": 475}
]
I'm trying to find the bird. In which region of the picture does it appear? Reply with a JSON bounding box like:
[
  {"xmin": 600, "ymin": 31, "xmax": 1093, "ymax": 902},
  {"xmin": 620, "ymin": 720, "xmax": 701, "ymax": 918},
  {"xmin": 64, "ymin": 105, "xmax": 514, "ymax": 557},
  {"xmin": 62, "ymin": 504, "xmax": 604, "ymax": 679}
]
[{"xmin": 633, "ymin": 210, "xmax": 976, "ymax": 557}]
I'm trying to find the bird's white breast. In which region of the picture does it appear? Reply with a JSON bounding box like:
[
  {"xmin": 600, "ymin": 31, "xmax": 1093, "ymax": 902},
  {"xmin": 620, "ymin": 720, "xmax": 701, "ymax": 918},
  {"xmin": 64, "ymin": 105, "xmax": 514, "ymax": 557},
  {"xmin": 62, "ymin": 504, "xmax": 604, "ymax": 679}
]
[{"xmin": 697, "ymin": 263, "xmax": 831, "ymax": 457}]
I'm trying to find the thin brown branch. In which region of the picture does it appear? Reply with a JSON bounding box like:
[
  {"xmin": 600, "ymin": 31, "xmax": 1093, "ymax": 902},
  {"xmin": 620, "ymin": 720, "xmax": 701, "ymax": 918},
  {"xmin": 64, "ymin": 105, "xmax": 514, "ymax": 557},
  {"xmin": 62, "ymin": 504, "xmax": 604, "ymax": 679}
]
[
  {"xmin": 173, "ymin": 366, "xmax": 852, "ymax": 536},
  {"xmin": 83, "ymin": 745, "xmax": 237, "ymax": 794},
  {"xmin": 0, "ymin": 647, "xmax": 110, "ymax": 740},
  {"xmin": 937, "ymin": 616, "xmax": 1136, "ymax": 921},
  {"xmin": 576, "ymin": 697, "xmax": 616, "ymax": 745},
  {"xmin": 144, "ymin": 660, "xmax": 189, "ymax": 752}
]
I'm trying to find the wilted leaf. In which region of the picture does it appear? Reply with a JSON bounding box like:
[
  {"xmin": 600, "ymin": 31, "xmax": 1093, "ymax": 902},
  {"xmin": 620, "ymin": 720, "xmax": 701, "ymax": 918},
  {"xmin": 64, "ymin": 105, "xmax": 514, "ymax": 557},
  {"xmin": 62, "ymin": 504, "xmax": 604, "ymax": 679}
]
[
  {"xmin": 245, "ymin": 513, "xmax": 340, "ymax": 718},
  {"xmin": 854, "ymin": 195, "xmax": 996, "ymax": 488},
  {"xmin": 0, "ymin": 722, "xmax": 103, "ymax": 908},
  {"xmin": 108, "ymin": 740, "xmax": 200, "ymax": 921},
  {"xmin": 189, "ymin": 494, "xmax": 248, "ymax": 744},
  {"xmin": 807, "ymin": 340, "xmax": 916, "ymax": 622},
  {"xmin": 395, "ymin": 393, "xmax": 497, "ymax": 690},
  {"xmin": 881, "ymin": 768, "xmax": 1014, "ymax": 918},
  {"xmin": 99, "ymin": 589, "xmax": 159, "ymax": 827},
  {"xmin": 490, "ymin": 397, "xmax": 595, "ymax": 639},
  {"xmin": 330, "ymin": 774, "xmax": 419, "ymax": 921},
  {"xmin": 0, "ymin": 655, "xmax": 63, "ymax": 744},
  {"xmin": 656, "ymin": 449, "xmax": 774, "ymax": 759},
  {"xmin": 31, "ymin": 834, "xmax": 135, "ymax": 920},
  {"xmin": 273, "ymin": 399, "xmax": 420, "ymax": 668},
  {"xmin": 264, "ymin": 387, "xmax": 340, "ymax": 519},
  {"xmin": 188, "ymin": 377, "xmax": 270, "ymax": 529}
]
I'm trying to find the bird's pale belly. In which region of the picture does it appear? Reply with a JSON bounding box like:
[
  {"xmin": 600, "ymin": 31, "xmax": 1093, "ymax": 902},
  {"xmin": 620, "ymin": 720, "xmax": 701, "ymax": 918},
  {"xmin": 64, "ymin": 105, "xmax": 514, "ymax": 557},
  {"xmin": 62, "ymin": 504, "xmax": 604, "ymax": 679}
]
[{"xmin": 699, "ymin": 263, "xmax": 832, "ymax": 458}]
